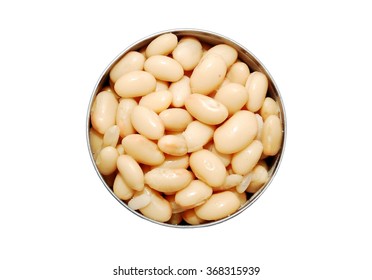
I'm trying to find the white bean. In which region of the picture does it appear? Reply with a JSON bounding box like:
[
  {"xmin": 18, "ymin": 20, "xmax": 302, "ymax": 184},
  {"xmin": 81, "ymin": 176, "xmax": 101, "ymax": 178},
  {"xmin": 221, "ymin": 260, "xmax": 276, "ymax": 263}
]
[
  {"xmin": 206, "ymin": 44, "xmax": 238, "ymax": 67},
  {"xmin": 246, "ymin": 165, "xmax": 268, "ymax": 193},
  {"xmin": 157, "ymin": 135, "xmax": 188, "ymax": 156},
  {"xmin": 159, "ymin": 108, "xmax": 193, "ymax": 132},
  {"xmin": 190, "ymin": 53, "xmax": 227, "ymax": 95},
  {"xmin": 214, "ymin": 110, "xmax": 258, "ymax": 154},
  {"xmin": 91, "ymin": 91, "xmax": 118, "ymax": 134},
  {"xmin": 231, "ymin": 140, "xmax": 263, "ymax": 175},
  {"xmin": 95, "ymin": 146, "xmax": 119, "ymax": 175},
  {"xmin": 145, "ymin": 33, "xmax": 178, "ymax": 57},
  {"xmin": 169, "ymin": 76, "xmax": 191, "ymax": 107},
  {"xmin": 139, "ymin": 187, "xmax": 172, "ymax": 222},
  {"xmin": 182, "ymin": 121, "xmax": 214, "ymax": 153},
  {"xmin": 116, "ymin": 98, "xmax": 137, "ymax": 138},
  {"xmin": 194, "ymin": 191, "xmax": 240, "ymax": 220},
  {"xmin": 185, "ymin": 93, "xmax": 228, "ymax": 125},
  {"xmin": 189, "ymin": 149, "xmax": 226, "ymax": 187},
  {"xmin": 128, "ymin": 188, "xmax": 152, "ymax": 210},
  {"xmin": 246, "ymin": 71, "xmax": 268, "ymax": 112},
  {"xmin": 113, "ymin": 173, "xmax": 134, "ymax": 200},
  {"xmin": 175, "ymin": 180, "xmax": 213, "ymax": 208},
  {"xmin": 117, "ymin": 155, "xmax": 144, "ymax": 191},
  {"xmin": 122, "ymin": 134, "xmax": 165, "ymax": 166},
  {"xmin": 130, "ymin": 105, "xmax": 164, "ymax": 140},
  {"xmin": 144, "ymin": 55, "xmax": 184, "ymax": 82},
  {"xmin": 172, "ymin": 36, "xmax": 203, "ymax": 71},
  {"xmin": 259, "ymin": 97, "xmax": 280, "ymax": 120},
  {"xmin": 114, "ymin": 70, "xmax": 156, "ymax": 98},
  {"xmin": 145, "ymin": 168, "xmax": 193, "ymax": 193},
  {"xmin": 102, "ymin": 125, "xmax": 120, "ymax": 148},
  {"xmin": 226, "ymin": 61, "xmax": 250, "ymax": 85},
  {"xmin": 110, "ymin": 51, "xmax": 145, "ymax": 83},
  {"xmin": 214, "ymin": 83, "xmax": 248, "ymax": 115},
  {"xmin": 262, "ymin": 115, "xmax": 283, "ymax": 156},
  {"xmin": 139, "ymin": 90, "xmax": 172, "ymax": 113}
]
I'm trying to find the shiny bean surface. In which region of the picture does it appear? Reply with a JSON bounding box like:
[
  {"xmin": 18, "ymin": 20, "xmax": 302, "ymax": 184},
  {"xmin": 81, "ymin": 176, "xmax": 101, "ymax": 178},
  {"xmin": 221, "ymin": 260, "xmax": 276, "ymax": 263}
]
[
  {"xmin": 114, "ymin": 70, "xmax": 156, "ymax": 98},
  {"xmin": 189, "ymin": 149, "xmax": 226, "ymax": 187},
  {"xmin": 214, "ymin": 110, "xmax": 258, "ymax": 154},
  {"xmin": 190, "ymin": 53, "xmax": 227, "ymax": 95},
  {"xmin": 144, "ymin": 55, "xmax": 184, "ymax": 82},
  {"xmin": 130, "ymin": 105, "xmax": 165, "ymax": 140},
  {"xmin": 195, "ymin": 191, "xmax": 240, "ymax": 220}
]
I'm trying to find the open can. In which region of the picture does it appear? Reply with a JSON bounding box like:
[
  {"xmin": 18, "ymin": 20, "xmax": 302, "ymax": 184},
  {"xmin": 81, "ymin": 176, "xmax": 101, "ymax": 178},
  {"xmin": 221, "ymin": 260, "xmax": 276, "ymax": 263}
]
[{"xmin": 86, "ymin": 28, "xmax": 287, "ymax": 228}]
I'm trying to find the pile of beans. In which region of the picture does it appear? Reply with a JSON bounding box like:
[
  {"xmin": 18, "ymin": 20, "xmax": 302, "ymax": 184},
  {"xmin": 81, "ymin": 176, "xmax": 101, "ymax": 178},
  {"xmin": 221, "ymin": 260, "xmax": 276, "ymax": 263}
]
[{"xmin": 89, "ymin": 32, "xmax": 283, "ymax": 225}]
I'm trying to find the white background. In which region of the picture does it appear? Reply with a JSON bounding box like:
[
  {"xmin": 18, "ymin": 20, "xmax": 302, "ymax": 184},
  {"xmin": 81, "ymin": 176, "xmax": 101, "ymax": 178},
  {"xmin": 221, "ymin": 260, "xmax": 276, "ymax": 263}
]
[{"xmin": 1, "ymin": 0, "xmax": 371, "ymax": 279}]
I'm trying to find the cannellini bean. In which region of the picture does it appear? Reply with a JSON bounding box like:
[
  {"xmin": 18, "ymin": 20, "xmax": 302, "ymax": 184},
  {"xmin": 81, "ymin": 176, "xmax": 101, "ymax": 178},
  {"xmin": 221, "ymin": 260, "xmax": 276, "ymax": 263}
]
[
  {"xmin": 114, "ymin": 70, "xmax": 156, "ymax": 98},
  {"xmin": 262, "ymin": 115, "xmax": 283, "ymax": 156},
  {"xmin": 155, "ymin": 154, "xmax": 189, "ymax": 169},
  {"xmin": 110, "ymin": 51, "xmax": 145, "ymax": 83},
  {"xmin": 259, "ymin": 97, "xmax": 280, "ymax": 120},
  {"xmin": 122, "ymin": 134, "xmax": 165, "ymax": 166},
  {"xmin": 206, "ymin": 44, "xmax": 238, "ymax": 67},
  {"xmin": 189, "ymin": 149, "xmax": 226, "ymax": 187},
  {"xmin": 226, "ymin": 61, "xmax": 250, "ymax": 85},
  {"xmin": 213, "ymin": 174, "xmax": 244, "ymax": 191},
  {"xmin": 231, "ymin": 140, "xmax": 263, "ymax": 175},
  {"xmin": 157, "ymin": 135, "xmax": 188, "ymax": 156},
  {"xmin": 155, "ymin": 80, "xmax": 169, "ymax": 91},
  {"xmin": 145, "ymin": 168, "xmax": 193, "ymax": 192},
  {"xmin": 205, "ymin": 143, "xmax": 231, "ymax": 167},
  {"xmin": 145, "ymin": 33, "xmax": 178, "ymax": 57},
  {"xmin": 144, "ymin": 55, "xmax": 184, "ymax": 82},
  {"xmin": 190, "ymin": 53, "xmax": 227, "ymax": 95},
  {"xmin": 117, "ymin": 155, "xmax": 144, "ymax": 191},
  {"xmin": 116, "ymin": 144, "xmax": 125, "ymax": 155},
  {"xmin": 113, "ymin": 173, "xmax": 134, "ymax": 200},
  {"xmin": 169, "ymin": 76, "xmax": 191, "ymax": 107},
  {"xmin": 159, "ymin": 108, "xmax": 193, "ymax": 132},
  {"xmin": 89, "ymin": 128, "xmax": 103, "ymax": 159},
  {"xmin": 246, "ymin": 165, "xmax": 268, "ymax": 193},
  {"xmin": 182, "ymin": 209, "xmax": 205, "ymax": 225},
  {"xmin": 175, "ymin": 180, "xmax": 213, "ymax": 208},
  {"xmin": 138, "ymin": 90, "xmax": 172, "ymax": 113},
  {"xmin": 91, "ymin": 91, "xmax": 118, "ymax": 134},
  {"xmin": 246, "ymin": 71, "xmax": 268, "ymax": 112},
  {"xmin": 214, "ymin": 83, "xmax": 248, "ymax": 115},
  {"xmin": 172, "ymin": 36, "xmax": 203, "ymax": 71},
  {"xmin": 235, "ymin": 172, "xmax": 252, "ymax": 193},
  {"xmin": 185, "ymin": 93, "xmax": 228, "ymax": 125},
  {"xmin": 102, "ymin": 125, "xmax": 120, "ymax": 148},
  {"xmin": 116, "ymin": 98, "xmax": 137, "ymax": 138},
  {"xmin": 95, "ymin": 146, "xmax": 119, "ymax": 175},
  {"xmin": 195, "ymin": 191, "xmax": 240, "ymax": 220},
  {"xmin": 128, "ymin": 188, "xmax": 152, "ymax": 210},
  {"xmin": 130, "ymin": 105, "xmax": 164, "ymax": 140},
  {"xmin": 182, "ymin": 121, "xmax": 214, "ymax": 153},
  {"xmin": 255, "ymin": 113, "xmax": 263, "ymax": 141},
  {"xmin": 139, "ymin": 187, "xmax": 172, "ymax": 222},
  {"xmin": 214, "ymin": 110, "xmax": 258, "ymax": 154}
]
